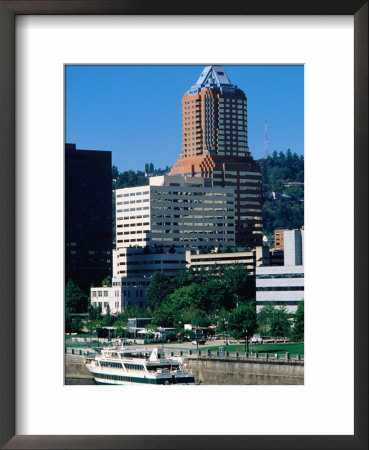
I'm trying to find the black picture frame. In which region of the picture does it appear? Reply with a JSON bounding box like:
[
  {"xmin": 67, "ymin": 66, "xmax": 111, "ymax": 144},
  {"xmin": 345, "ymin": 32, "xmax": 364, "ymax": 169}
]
[{"xmin": 0, "ymin": 1, "xmax": 367, "ymax": 449}]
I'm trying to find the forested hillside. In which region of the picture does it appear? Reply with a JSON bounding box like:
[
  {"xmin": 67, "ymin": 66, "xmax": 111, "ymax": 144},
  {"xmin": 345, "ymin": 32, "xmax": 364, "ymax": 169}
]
[
  {"xmin": 257, "ymin": 150, "xmax": 304, "ymax": 234},
  {"xmin": 112, "ymin": 163, "xmax": 171, "ymax": 190}
]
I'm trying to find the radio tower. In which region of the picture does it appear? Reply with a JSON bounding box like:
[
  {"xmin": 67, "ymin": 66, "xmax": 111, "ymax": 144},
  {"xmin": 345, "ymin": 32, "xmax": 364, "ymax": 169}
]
[{"xmin": 264, "ymin": 119, "xmax": 269, "ymax": 158}]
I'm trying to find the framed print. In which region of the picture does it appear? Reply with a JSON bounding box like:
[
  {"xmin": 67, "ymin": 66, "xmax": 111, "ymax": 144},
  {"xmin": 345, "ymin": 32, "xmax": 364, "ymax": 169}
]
[{"xmin": 0, "ymin": 1, "xmax": 367, "ymax": 449}]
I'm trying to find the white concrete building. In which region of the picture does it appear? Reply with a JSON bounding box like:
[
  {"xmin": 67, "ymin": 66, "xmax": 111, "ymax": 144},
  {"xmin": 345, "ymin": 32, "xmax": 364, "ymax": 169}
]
[
  {"xmin": 256, "ymin": 229, "xmax": 304, "ymax": 313},
  {"xmin": 91, "ymin": 286, "xmax": 121, "ymax": 315},
  {"xmin": 186, "ymin": 246, "xmax": 283, "ymax": 276},
  {"xmin": 115, "ymin": 175, "xmax": 236, "ymax": 249}
]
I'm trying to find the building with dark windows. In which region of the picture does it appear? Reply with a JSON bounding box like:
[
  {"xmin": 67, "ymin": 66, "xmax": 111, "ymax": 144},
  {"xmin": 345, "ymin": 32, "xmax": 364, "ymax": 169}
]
[
  {"xmin": 169, "ymin": 65, "xmax": 263, "ymax": 248},
  {"xmin": 65, "ymin": 143, "xmax": 112, "ymax": 293}
]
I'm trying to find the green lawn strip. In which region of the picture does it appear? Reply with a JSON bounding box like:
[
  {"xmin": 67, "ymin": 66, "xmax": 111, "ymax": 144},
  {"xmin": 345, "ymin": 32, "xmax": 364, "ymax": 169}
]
[
  {"xmin": 204, "ymin": 343, "xmax": 304, "ymax": 356},
  {"xmin": 65, "ymin": 334, "xmax": 89, "ymax": 340}
]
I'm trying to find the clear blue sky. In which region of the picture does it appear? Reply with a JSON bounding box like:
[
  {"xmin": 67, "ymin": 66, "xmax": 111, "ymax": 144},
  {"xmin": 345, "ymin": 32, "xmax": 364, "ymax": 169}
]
[{"xmin": 65, "ymin": 65, "xmax": 304, "ymax": 172}]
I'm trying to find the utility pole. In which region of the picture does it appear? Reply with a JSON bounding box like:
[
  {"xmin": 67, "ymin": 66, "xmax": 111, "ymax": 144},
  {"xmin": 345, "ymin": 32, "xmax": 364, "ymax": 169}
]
[{"xmin": 264, "ymin": 119, "xmax": 269, "ymax": 158}]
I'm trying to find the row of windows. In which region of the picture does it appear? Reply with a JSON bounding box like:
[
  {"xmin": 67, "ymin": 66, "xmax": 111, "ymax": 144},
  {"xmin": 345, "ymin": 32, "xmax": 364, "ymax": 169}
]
[
  {"xmin": 150, "ymin": 191, "xmax": 231, "ymax": 197},
  {"xmin": 92, "ymin": 291, "xmax": 108, "ymax": 297},
  {"xmin": 91, "ymin": 291, "xmax": 120, "ymax": 297},
  {"xmin": 122, "ymin": 290, "xmax": 143, "ymax": 298},
  {"xmin": 93, "ymin": 372, "xmax": 169, "ymax": 384},
  {"xmin": 116, "ymin": 191, "xmax": 149, "ymax": 198},
  {"xmin": 101, "ymin": 361, "xmax": 122, "ymax": 368},
  {"xmin": 256, "ymin": 287, "xmax": 304, "ymax": 291},
  {"xmin": 117, "ymin": 199, "xmax": 149, "ymax": 207},
  {"xmin": 125, "ymin": 363, "xmax": 145, "ymax": 371},
  {"xmin": 116, "ymin": 214, "xmax": 150, "ymax": 221},
  {"xmin": 117, "ymin": 230, "xmax": 150, "ymax": 235},
  {"xmin": 256, "ymin": 273, "xmax": 304, "ymax": 279},
  {"xmin": 91, "ymin": 301, "xmax": 110, "ymax": 307},
  {"xmin": 257, "ymin": 301, "xmax": 302, "ymax": 306},
  {"xmin": 117, "ymin": 222, "xmax": 150, "ymax": 228},
  {"xmin": 120, "ymin": 260, "xmax": 186, "ymax": 265},
  {"xmin": 117, "ymin": 207, "xmax": 150, "ymax": 215}
]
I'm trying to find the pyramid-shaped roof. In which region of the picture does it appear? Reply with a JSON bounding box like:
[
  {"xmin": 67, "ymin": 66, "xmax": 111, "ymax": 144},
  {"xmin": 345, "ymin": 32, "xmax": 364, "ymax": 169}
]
[{"xmin": 189, "ymin": 66, "xmax": 238, "ymax": 93}]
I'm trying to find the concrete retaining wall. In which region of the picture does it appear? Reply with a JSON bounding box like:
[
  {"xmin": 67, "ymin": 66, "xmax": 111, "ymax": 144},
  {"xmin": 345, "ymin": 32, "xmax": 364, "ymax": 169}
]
[
  {"xmin": 65, "ymin": 355, "xmax": 93, "ymax": 379},
  {"xmin": 187, "ymin": 357, "xmax": 304, "ymax": 385}
]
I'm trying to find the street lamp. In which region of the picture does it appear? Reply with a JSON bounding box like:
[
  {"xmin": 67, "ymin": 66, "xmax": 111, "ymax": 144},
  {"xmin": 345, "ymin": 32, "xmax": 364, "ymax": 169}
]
[
  {"xmin": 224, "ymin": 320, "xmax": 228, "ymax": 346},
  {"xmin": 245, "ymin": 328, "xmax": 248, "ymax": 354},
  {"xmin": 195, "ymin": 327, "xmax": 200, "ymax": 351}
]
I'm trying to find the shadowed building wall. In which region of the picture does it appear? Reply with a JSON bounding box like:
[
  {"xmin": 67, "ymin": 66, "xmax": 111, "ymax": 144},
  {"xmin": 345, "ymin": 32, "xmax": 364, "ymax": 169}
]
[{"xmin": 65, "ymin": 143, "xmax": 112, "ymax": 292}]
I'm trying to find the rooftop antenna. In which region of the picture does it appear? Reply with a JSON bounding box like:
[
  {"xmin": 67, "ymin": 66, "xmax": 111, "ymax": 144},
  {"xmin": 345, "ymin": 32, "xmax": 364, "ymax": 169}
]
[{"xmin": 264, "ymin": 119, "xmax": 269, "ymax": 158}]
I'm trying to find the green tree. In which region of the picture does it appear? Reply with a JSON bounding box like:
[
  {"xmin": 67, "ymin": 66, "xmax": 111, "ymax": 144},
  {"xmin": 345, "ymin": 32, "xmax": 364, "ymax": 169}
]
[
  {"xmin": 269, "ymin": 305, "xmax": 291, "ymax": 338},
  {"xmin": 112, "ymin": 165, "xmax": 119, "ymax": 180},
  {"xmin": 217, "ymin": 308, "xmax": 230, "ymax": 343},
  {"xmin": 167, "ymin": 283, "xmax": 201, "ymax": 311},
  {"xmin": 151, "ymin": 305, "xmax": 175, "ymax": 327},
  {"xmin": 171, "ymin": 268, "xmax": 196, "ymax": 289},
  {"xmin": 101, "ymin": 277, "xmax": 110, "ymax": 286},
  {"xmin": 70, "ymin": 318, "xmax": 83, "ymax": 333},
  {"xmin": 257, "ymin": 302, "xmax": 276, "ymax": 335},
  {"xmin": 65, "ymin": 279, "xmax": 88, "ymax": 314},
  {"xmin": 101, "ymin": 304, "xmax": 115, "ymax": 327},
  {"xmin": 146, "ymin": 271, "xmax": 173, "ymax": 310},
  {"xmin": 229, "ymin": 301, "xmax": 257, "ymax": 353},
  {"xmin": 290, "ymin": 301, "xmax": 304, "ymax": 342},
  {"xmin": 223, "ymin": 263, "xmax": 250, "ymax": 307}
]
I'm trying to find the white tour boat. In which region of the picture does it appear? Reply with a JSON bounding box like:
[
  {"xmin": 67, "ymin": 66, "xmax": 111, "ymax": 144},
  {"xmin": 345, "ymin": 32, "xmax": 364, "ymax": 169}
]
[{"xmin": 85, "ymin": 347, "xmax": 195, "ymax": 385}]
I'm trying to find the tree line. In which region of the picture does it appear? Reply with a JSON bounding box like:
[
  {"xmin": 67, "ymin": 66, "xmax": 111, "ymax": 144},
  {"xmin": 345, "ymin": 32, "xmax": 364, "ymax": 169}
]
[
  {"xmin": 258, "ymin": 149, "xmax": 304, "ymax": 234},
  {"xmin": 65, "ymin": 266, "xmax": 304, "ymax": 343}
]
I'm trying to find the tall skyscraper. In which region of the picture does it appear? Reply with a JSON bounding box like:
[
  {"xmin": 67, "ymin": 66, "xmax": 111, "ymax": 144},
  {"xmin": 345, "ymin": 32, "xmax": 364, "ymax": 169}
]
[
  {"xmin": 170, "ymin": 65, "xmax": 263, "ymax": 248},
  {"xmin": 65, "ymin": 143, "xmax": 112, "ymax": 292}
]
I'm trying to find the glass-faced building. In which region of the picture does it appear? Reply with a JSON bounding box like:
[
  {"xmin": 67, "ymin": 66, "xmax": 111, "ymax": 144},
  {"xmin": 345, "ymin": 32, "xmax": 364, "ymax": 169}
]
[
  {"xmin": 65, "ymin": 143, "xmax": 112, "ymax": 292},
  {"xmin": 169, "ymin": 65, "xmax": 262, "ymax": 248}
]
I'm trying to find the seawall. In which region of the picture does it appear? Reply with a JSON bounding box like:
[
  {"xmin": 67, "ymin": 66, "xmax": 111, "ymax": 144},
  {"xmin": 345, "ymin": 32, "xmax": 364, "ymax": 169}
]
[
  {"xmin": 187, "ymin": 357, "xmax": 304, "ymax": 385},
  {"xmin": 65, "ymin": 354, "xmax": 304, "ymax": 384},
  {"xmin": 65, "ymin": 354, "xmax": 93, "ymax": 379}
]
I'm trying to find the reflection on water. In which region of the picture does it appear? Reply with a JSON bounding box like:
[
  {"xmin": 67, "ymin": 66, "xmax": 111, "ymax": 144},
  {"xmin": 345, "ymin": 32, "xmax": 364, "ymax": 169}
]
[{"xmin": 65, "ymin": 377, "xmax": 96, "ymax": 385}]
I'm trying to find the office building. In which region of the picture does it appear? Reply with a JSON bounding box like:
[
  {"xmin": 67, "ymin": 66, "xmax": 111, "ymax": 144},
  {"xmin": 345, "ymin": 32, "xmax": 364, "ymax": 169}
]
[
  {"xmin": 274, "ymin": 229, "xmax": 287, "ymax": 250},
  {"xmin": 169, "ymin": 65, "xmax": 262, "ymax": 248},
  {"xmin": 256, "ymin": 229, "xmax": 304, "ymax": 313},
  {"xmin": 65, "ymin": 143, "xmax": 112, "ymax": 292},
  {"xmin": 115, "ymin": 175, "xmax": 236, "ymax": 249},
  {"xmin": 186, "ymin": 246, "xmax": 283, "ymax": 276}
]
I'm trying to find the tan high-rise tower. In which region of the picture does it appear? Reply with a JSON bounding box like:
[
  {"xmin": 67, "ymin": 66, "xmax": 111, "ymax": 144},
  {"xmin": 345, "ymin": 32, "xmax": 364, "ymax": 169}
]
[{"xmin": 170, "ymin": 66, "xmax": 263, "ymax": 248}]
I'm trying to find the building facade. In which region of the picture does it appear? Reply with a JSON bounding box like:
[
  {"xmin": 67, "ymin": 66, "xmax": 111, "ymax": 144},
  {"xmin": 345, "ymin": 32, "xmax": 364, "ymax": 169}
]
[
  {"xmin": 169, "ymin": 66, "xmax": 262, "ymax": 248},
  {"xmin": 65, "ymin": 143, "xmax": 112, "ymax": 292},
  {"xmin": 115, "ymin": 175, "xmax": 236, "ymax": 249},
  {"xmin": 92, "ymin": 247, "xmax": 188, "ymax": 314},
  {"xmin": 274, "ymin": 229, "xmax": 287, "ymax": 250},
  {"xmin": 256, "ymin": 229, "xmax": 304, "ymax": 313},
  {"xmin": 186, "ymin": 246, "xmax": 283, "ymax": 276}
]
